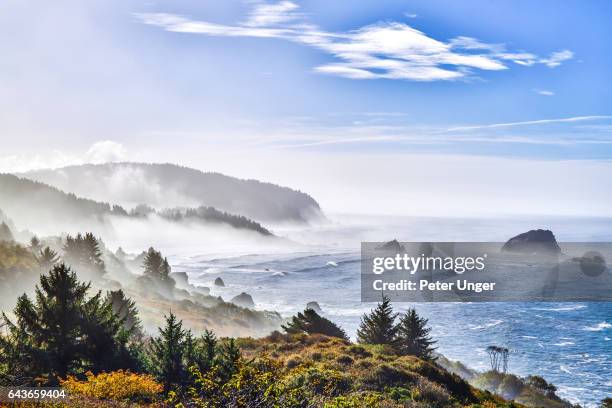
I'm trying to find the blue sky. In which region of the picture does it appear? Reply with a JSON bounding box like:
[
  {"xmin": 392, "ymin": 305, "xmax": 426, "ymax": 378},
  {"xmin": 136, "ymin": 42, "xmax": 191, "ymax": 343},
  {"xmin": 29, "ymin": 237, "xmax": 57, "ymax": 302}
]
[{"xmin": 1, "ymin": 0, "xmax": 611, "ymax": 216}]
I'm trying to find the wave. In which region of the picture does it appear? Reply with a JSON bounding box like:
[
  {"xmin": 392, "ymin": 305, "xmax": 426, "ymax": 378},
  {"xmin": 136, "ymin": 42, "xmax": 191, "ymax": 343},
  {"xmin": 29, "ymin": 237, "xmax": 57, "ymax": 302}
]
[
  {"xmin": 583, "ymin": 322, "xmax": 611, "ymax": 332},
  {"xmin": 293, "ymin": 258, "xmax": 361, "ymax": 273},
  {"xmin": 553, "ymin": 341, "xmax": 575, "ymax": 346},
  {"xmin": 533, "ymin": 304, "xmax": 587, "ymax": 312},
  {"xmin": 469, "ymin": 319, "xmax": 503, "ymax": 330}
]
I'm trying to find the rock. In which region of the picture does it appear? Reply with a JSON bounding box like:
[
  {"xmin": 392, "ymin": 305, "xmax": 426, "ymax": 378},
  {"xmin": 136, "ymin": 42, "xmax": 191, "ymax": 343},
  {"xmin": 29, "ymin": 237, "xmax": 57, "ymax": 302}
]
[
  {"xmin": 214, "ymin": 277, "xmax": 225, "ymax": 287},
  {"xmin": 502, "ymin": 229, "xmax": 561, "ymax": 255},
  {"xmin": 306, "ymin": 301, "xmax": 322, "ymax": 313},
  {"xmin": 231, "ymin": 292, "xmax": 255, "ymax": 308},
  {"xmin": 377, "ymin": 239, "xmax": 405, "ymax": 253}
]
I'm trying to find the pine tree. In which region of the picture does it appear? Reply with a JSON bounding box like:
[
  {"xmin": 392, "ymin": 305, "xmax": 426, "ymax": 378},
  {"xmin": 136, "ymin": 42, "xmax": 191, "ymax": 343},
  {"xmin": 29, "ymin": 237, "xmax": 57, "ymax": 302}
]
[
  {"xmin": 282, "ymin": 308, "xmax": 348, "ymax": 340},
  {"xmin": 143, "ymin": 248, "xmax": 174, "ymax": 285},
  {"xmin": 200, "ymin": 329, "xmax": 218, "ymax": 371},
  {"xmin": 150, "ymin": 312, "xmax": 187, "ymax": 392},
  {"xmin": 37, "ymin": 247, "xmax": 60, "ymax": 271},
  {"xmin": 0, "ymin": 264, "xmax": 130, "ymax": 383},
  {"xmin": 356, "ymin": 296, "xmax": 398, "ymax": 345},
  {"xmin": 395, "ymin": 308, "xmax": 437, "ymax": 360},
  {"xmin": 217, "ymin": 338, "xmax": 241, "ymax": 381},
  {"xmin": 80, "ymin": 291, "xmax": 125, "ymax": 372},
  {"xmin": 30, "ymin": 236, "xmax": 42, "ymax": 253},
  {"xmin": 63, "ymin": 233, "xmax": 105, "ymax": 278},
  {"xmin": 105, "ymin": 289, "xmax": 143, "ymax": 339}
]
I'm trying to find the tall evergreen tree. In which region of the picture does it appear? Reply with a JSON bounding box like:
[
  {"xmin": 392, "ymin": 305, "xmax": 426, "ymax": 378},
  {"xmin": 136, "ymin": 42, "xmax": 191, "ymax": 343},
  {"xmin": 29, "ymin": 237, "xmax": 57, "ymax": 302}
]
[
  {"xmin": 143, "ymin": 248, "xmax": 174, "ymax": 285},
  {"xmin": 395, "ymin": 308, "xmax": 437, "ymax": 360},
  {"xmin": 217, "ymin": 338, "xmax": 241, "ymax": 381},
  {"xmin": 356, "ymin": 296, "xmax": 398, "ymax": 345},
  {"xmin": 0, "ymin": 264, "xmax": 130, "ymax": 383},
  {"xmin": 105, "ymin": 289, "xmax": 143, "ymax": 339},
  {"xmin": 282, "ymin": 308, "xmax": 348, "ymax": 340},
  {"xmin": 63, "ymin": 233, "xmax": 105, "ymax": 279},
  {"xmin": 150, "ymin": 312, "xmax": 187, "ymax": 392}
]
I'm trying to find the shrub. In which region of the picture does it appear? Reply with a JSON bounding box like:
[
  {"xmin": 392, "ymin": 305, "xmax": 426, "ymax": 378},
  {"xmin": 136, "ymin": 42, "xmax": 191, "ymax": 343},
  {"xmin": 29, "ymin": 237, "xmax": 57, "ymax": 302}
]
[
  {"xmin": 363, "ymin": 363, "xmax": 419, "ymax": 390},
  {"xmin": 347, "ymin": 345, "xmax": 372, "ymax": 358},
  {"xmin": 336, "ymin": 355, "xmax": 354, "ymax": 365},
  {"xmin": 324, "ymin": 392, "xmax": 386, "ymax": 408},
  {"xmin": 61, "ymin": 370, "xmax": 162, "ymax": 402}
]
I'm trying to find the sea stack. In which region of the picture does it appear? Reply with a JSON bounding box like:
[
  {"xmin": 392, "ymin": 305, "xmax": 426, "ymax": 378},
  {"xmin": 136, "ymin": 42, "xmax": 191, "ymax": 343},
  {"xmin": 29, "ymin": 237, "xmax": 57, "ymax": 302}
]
[
  {"xmin": 502, "ymin": 229, "xmax": 561, "ymax": 255},
  {"xmin": 231, "ymin": 292, "xmax": 255, "ymax": 308},
  {"xmin": 377, "ymin": 239, "xmax": 406, "ymax": 253},
  {"xmin": 214, "ymin": 277, "xmax": 225, "ymax": 287}
]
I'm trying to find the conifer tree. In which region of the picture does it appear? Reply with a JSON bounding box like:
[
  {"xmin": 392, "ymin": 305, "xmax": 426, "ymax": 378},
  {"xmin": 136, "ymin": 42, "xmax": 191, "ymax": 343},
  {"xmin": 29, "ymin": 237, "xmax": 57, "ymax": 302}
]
[
  {"xmin": 183, "ymin": 330, "xmax": 212, "ymax": 383},
  {"xmin": 217, "ymin": 338, "xmax": 241, "ymax": 381},
  {"xmin": 37, "ymin": 246, "xmax": 60, "ymax": 271},
  {"xmin": 63, "ymin": 233, "xmax": 105, "ymax": 278},
  {"xmin": 282, "ymin": 308, "xmax": 348, "ymax": 340},
  {"xmin": 0, "ymin": 264, "xmax": 130, "ymax": 383},
  {"xmin": 105, "ymin": 289, "xmax": 143, "ymax": 339},
  {"xmin": 201, "ymin": 329, "xmax": 218, "ymax": 371},
  {"xmin": 143, "ymin": 248, "xmax": 174, "ymax": 287},
  {"xmin": 150, "ymin": 312, "xmax": 187, "ymax": 392},
  {"xmin": 30, "ymin": 236, "xmax": 42, "ymax": 253},
  {"xmin": 356, "ymin": 295, "xmax": 398, "ymax": 345},
  {"xmin": 395, "ymin": 308, "xmax": 437, "ymax": 360}
]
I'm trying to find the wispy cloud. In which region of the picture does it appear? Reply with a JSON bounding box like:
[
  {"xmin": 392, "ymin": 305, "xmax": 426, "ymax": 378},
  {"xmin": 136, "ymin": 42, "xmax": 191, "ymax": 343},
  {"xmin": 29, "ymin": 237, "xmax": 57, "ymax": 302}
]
[
  {"xmin": 221, "ymin": 114, "xmax": 612, "ymax": 151},
  {"xmin": 540, "ymin": 50, "xmax": 574, "ymax": 68},
  {"xmin": 444, "ymin": 115, "xmax": 612, "ymax": 132},
  {"xmin": 534, "ymin": 89, "xmax": 555, "ymax": 96},
  {"xmin": 244, "ymin": 0, "xmax": 303, "ymax": 27},
  {"xmin": 137, "ymin": 1, "xmax": 573, "ymax": 82}
]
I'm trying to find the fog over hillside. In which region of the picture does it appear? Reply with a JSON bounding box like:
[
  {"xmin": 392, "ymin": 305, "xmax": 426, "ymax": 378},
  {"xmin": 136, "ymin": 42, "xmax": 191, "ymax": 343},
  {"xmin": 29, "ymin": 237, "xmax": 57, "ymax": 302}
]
[
  {"xmin": 0, "ymin": 174, "xmax": 283, "ymax": 249},
  {"xmin": 23, "ymin": 162, "xmax": 325, "ymax": 224}
]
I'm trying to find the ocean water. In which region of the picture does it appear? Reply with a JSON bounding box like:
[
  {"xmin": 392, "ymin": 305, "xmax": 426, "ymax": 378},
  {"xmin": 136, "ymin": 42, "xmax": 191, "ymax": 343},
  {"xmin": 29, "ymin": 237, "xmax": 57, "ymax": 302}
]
[{"xmin": 171, "ymin": 216, "xmax": 612, "ymax": 407}]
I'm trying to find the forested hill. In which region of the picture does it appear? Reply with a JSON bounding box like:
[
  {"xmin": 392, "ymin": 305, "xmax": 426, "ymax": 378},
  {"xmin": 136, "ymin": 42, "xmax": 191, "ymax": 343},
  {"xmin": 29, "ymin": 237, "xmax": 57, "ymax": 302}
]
[
  {"xmin": 0, "ymin": 173, "xmax": 121, "ymax": 226},
  {"xmin": 23, "ymin": 162, "xmax": 324, "ymax": 223},
  {"xmin": 0, "ymin": 174, "xmax": 273, "ymax": 236}
]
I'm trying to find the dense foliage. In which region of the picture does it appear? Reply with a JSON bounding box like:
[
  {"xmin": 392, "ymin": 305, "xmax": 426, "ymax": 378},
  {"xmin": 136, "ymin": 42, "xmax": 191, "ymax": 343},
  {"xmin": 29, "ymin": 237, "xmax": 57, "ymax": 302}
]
[
  {"xmin": 62, "ymin": 370, "xmax": 162, "ymax": 402},
  {"xmin": 0, "ymin": 252, "xmax": 582, "ymax": 408},
  {"xmin": 357, "ymin": 297, "xmax": 437, "ymax": 361},
  {"xmin": 0, "ymin": 264, "xmax": 140, "ymax": 384},
  {"xmin": 282, "ymin": 308, "xmax": 348, "ymax": 340}
]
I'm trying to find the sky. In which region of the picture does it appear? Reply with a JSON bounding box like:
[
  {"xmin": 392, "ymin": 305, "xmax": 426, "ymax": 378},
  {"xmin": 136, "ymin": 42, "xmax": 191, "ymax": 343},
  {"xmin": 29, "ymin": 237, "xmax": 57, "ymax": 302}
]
[{"xmin": 1, "ymin": 0, "xmax": 611, "ymax": 217}]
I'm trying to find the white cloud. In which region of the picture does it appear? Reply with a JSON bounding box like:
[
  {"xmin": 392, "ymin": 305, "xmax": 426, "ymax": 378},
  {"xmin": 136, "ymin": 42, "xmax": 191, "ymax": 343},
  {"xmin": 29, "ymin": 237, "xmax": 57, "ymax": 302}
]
[
  {"xmin": 137, "ymin": 2, "xmax": 573, "ymax": 82},
  {"xmin": 85, "ymin": 140, "xmax": 128, "ymax": 163},
  {"xmin": 244, "ymin": 0, "xmax": 302, "ymax": 27},
  {"xmin": 0, "ymin": 140, "xmax": 130, "ymax": 173},
  {"xmin": 535, "ymin": 89, "xmax": 555, "ymax": 96},
  {"xmin": 540, "ymin": 50, "xmax": 574, "ymax": 68},
  {"xmin": 444, "ymin": 115, "xmax": 612, "ymax": 132}
]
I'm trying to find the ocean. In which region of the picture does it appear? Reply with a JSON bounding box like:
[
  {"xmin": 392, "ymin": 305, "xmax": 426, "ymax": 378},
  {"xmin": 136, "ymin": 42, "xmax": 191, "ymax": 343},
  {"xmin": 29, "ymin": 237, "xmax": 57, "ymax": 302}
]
[{"xmin": 171, "ymin": 215, "xmax": 612, "ymax": 407}]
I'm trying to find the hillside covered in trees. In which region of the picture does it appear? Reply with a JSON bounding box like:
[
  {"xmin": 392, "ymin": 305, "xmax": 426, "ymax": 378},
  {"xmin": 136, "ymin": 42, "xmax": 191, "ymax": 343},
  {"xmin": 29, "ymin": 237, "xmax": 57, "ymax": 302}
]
[
  {"xmin": 0, "ymin": 261, "xmax": 586, "ymax": 407},
  {"xmin": 22, "ymin": 162, "xmax": 325, "ymax": 224},
  {"xmin": 0, "ymin": 218, "xmax": 282, "ymax": 337},
  {"xmin": 0, "ymin": 174, "xmax": 275, "ymax": 237}
]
